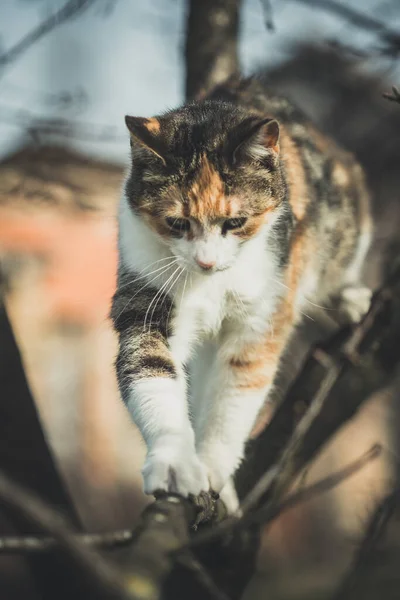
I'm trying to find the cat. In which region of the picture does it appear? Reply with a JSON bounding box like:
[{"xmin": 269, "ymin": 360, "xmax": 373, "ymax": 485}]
[{"xmin": 111, "ymin": 76, "xmax": 371, "ymax": 511}]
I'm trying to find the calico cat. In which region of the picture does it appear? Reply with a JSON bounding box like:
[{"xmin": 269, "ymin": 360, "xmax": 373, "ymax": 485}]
[{"xmin": 111, "ymin": 77, "xmax": 371, "ymax": 510}]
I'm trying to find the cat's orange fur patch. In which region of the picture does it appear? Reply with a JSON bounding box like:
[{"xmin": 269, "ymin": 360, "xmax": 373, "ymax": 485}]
[
  {"xmin": 187, "ymin": 156, "xmax": 229, "ymax": 220},
  {"xmin": 144, "ymin": 118, "xmax": 161, "ymax": 133},
  {"xmin": 281, "ymin": 129, "xmax": 309, "ymax": 221},
  {"xmin": 228, "ymin": 224, "xmax": 312, "ymax": 394},
  {"xmin": 236, "ymin": 212, "xmax": 272, "ymax": 239}
]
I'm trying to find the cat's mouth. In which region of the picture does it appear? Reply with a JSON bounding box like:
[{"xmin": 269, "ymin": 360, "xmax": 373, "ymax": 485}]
[{"xmin": 194, "ymin": 263, "xmax": 231, "ymax": 275}]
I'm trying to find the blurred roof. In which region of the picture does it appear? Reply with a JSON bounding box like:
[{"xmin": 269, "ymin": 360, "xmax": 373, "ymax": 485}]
[
  {"xmin": 0, "ymin": 145, "xmax": 120, "ymax": 326},
  {"xmin": 0, "ymin": 144, "xmax": 123, "ymax": 212}
]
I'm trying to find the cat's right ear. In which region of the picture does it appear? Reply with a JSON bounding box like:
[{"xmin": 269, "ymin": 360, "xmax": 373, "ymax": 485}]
[
  {"xmin": 125, "ymin": 116, "xmax": 166, "ymax": 165},
  {"xmin": 227, "ymin": 117, "xmax": 280, "ymax": 167}
]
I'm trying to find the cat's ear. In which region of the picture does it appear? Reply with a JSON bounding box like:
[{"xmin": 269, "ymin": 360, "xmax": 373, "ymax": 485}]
[
  {"xmin": 228, "ymin": 117, "xmax": 280, "ymax": 166},
  {"xmin": 125, "ymin": 116, "xmax": 166, "ymax": 165}
]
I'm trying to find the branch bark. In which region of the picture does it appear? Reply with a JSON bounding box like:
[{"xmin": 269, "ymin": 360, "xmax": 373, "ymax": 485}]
[
  {"xmin": 0, "ymin": 303, "xmax": 85, "ymax": 600},
  {"xmin": 185, "ymin": 0, "xmax": 242, "ymax": 101}
]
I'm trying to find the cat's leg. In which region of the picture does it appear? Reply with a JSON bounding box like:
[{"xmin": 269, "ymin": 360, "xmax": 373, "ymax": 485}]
[
  {"xmin": 136, "ymin": 375, "xmax": 208, "ymax": 497},
  {"xmin": 195, "ymin": 304, "xmax": 293, "ymax": 495},
  {"xmin": 195, "ymin": 359, "xmax": 272, "ymax": 494},
  {"xmin": 336, "ymin": 222, "xmax": 372, "ymax": 324},
  {"xmin": 112, "ymin": 289, "xmax": 208, "ymax": 497}
]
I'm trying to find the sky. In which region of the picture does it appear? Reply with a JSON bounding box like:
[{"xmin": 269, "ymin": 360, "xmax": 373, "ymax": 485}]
[{"xmin": 1, "ymin": 0, "xmax": 399, "ymax": 164}]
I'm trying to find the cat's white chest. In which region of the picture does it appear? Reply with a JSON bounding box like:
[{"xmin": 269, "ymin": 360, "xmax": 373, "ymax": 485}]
[
  {"xmin": 177, "ymin": 256, "xmax": 278, "ymax": 340},
  {"xmin": 184, "ymin": 277, "xmax": 230, "ymax": 335}
]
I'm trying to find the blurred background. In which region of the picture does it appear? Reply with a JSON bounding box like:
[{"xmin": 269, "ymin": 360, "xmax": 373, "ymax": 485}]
[{"xmin": 1, "ymin": 1, "xmax": 400, "ymax": 598}]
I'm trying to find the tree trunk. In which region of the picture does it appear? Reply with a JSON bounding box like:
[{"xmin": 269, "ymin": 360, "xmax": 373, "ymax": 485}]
[{"xmin": 185, "ymin": 0, "xmax": 242, "ymax": 101}]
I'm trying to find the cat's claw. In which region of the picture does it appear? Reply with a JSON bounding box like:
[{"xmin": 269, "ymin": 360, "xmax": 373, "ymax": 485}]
[{"xmin": 142, "ymin": 443, "xmax": 209, "ymax": 497}]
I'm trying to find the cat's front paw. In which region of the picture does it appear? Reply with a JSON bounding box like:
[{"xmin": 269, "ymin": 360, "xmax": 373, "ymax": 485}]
[
  {"xmin": 142, "ymin": 438, "xmax": 209, "ymax": 497},
  {"xmin": 199, "ymin": 442, "xmax": 240, "ymax": 494},
  {"xmin": 335, "ymin": 285, "xmax": 372, "ymax": 325},
  {"xmin": 219, "ymin": 478, "xmax": 240, "ymax": 515}
]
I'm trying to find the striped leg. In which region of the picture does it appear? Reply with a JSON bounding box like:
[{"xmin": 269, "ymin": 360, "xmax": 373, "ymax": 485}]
[{"xmin": 112, "ymin": 284, "xmax": 209, "ymax": 497}]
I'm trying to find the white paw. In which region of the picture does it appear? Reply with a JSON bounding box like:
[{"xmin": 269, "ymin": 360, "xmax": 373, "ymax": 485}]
[
  {"xmin": 199, "ymin": 442, "xmax": 240, "ymax": 494},
  {"xmin": 142, "ymin": 438, "xmax": 209, "ymax": 497},
  {"xmin": 219, "ymin": 478, "xmax": 241, "ymax": 515},
  {"xmin": 339, "ymin": 285, "xmax": 372, "ymax": 324}
]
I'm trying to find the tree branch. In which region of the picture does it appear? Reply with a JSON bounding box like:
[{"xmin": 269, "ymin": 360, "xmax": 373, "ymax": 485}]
[
  {"xmin": 333, "ymin": 487, "xmax": 400, "ymax": 598},
  {"xmin": 279, "ymin": 0, "xmax": 400, "ymax": 59},
  {"xmin": 0, "ymin": 0, "xmax": 97, "ymax": 70},
  {"xmin": 236, "ymin": 262, "xmax": 400, "ymax": 505},
  {"xmin": 383, "ymin": 85, "xmax": 400, "ymax": 104},
  {"xmin": 0, "ymin": 103, "xmax": 125, "ymax": 143},
  {"xmin": 0, "ymin": 469, "xmax": 130, "ymax": 599},
  {"xmin": 185, "ymin": 0, "xmax": 243, "ymax": 101}
]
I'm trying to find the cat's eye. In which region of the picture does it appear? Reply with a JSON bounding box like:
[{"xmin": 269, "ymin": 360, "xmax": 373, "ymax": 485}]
[
  {"xmin": 222, "ymin": 217, "xmax": 247, "ymax": 233},
  {"xmin": 166, "ymin": 217, "xmax": 191, "ymax": 234}
]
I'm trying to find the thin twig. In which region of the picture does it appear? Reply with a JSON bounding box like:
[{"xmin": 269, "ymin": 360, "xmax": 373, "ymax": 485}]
[
  {"xmin": 240, "ymin": 356, "xmax": 342, "ymax": 514},
  {"xmin": 0, "ymin": 529, "xmax": 133, "ymax": 554},
  {"xmin": 0, "ymin": 104, "xmax": 125, "ymax": 143},
  {"xmin": 259, "ymin": 0, "xmax": 275, "ymax": 31},
  {"xmin": 333, "ymin": 487, "xmax": 400, "ymax": 598},
  {"xmin": 183, "ymin": 445, "xmax": 382, "ymax": 550},
  {"xmin": 236, "ymin": 262, "xmax": 400, "ymax": 504},
  {"xmin": 0, "ymin": 0, "xmax": 97, "ymax": 70},
  {"xmin": 243, "ymin": 444, "xmax": 382, "ymax": 530},
  {"xmin": 284, "ymin": 0, "xmax": 400, "ymax": 53},
  {"xmin": 177, "ymin": 552, "xmax": 232, "ymax": 600},
  {"xmin": 0, "ymin": 470, "xmax": 131, "ymax": 599},
  {"xmin": 383, "ymin": 85, "xmax": 400, "ymax": 104}
]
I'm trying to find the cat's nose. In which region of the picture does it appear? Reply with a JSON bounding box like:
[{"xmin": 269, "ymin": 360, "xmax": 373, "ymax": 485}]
[{"xmin": 196, "ymin": 259, "xmax": 215, "ymax": 271}]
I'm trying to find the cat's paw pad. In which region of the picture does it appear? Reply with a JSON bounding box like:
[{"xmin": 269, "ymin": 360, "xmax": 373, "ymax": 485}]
[
  {"xmin": 142, "ymin": 443, "xmax": 209, "ymax": 497},
  {"xmin": 339, "ymin": 285, "xmax": 372, "ymax": 324}
]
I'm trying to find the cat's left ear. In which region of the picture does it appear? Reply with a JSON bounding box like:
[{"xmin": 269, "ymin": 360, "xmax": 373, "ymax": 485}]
[
  {"xmin": 125, "ymin": 116, "xmax": 166, "ymax": 165},
  {"xmin": 228, "ymin": 117, "xmax": 280, "ymax": 166}
]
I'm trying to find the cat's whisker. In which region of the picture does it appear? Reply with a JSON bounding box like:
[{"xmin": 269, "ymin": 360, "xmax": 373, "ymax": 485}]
[
  {"xmin": 179, "ymin": 271, "xmax": 189, "ymax": 312},
  {"xmin": 114, "ymin": 262, "xmax": 178, "ymax": 324},
  {"xmin": 149, "ymin": 267, "xmax": 185, "ymax": 334},
  {"xmin": 232, "ymin": 289, "xmax": 248, "ymax": 321},
  {"xmin": 300, "ymin": 311, "xmax": 315, "ymax": 322},
  {"xmin": 233, "ymin": 295, "xmax": 245, "ymax": 320},
  {"xmin": 302, "ymin": 298, "xmax": 336, "ymax": 312},
  {"xmin": 118, "ymin": 258, "xmax": 178, "ymax": 291},
  {"xmin": 165, "ymin": 268, "xmax": 187, "ymax": 327},
  {"xmin": 143, "ymin": 265, "xmax": 182, "ymax": 332},
  {"xmin": 147, "ymin": 268, "xmax": 183, "ymax": 334},
  {"xmin": 269, "ymin": 276, "xmax": 333, "ymax": 312},
  {"xmin": 159, "ymin": 267, "xmax": 186, "ymax": 331}
]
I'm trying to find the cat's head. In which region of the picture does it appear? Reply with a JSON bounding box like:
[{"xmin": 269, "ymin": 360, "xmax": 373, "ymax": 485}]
[{"xmin": 124, "ymin": 101, "xmax": 286, "ymax": 274}]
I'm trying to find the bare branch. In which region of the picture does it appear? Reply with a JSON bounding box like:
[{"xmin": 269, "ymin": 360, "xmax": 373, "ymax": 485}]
[
  {"xmin": 0, "ymin": 529, "xmax": 133, "ymax": 555},
  {"xmin": 0, "ymin": 103, "xmax": 125, "ymax": 143},
  {"xmin": 176, "ymin": 552, "xmax": 232, "ymax": 600},
  {"xmin": 185, "ymin": 0, "xmax": 243, "ymax": 101},
  {"xmin": 0, "ymin": 469, "xmax": 130, "ymax": 599},
  {"xmin": 259, "ymin": 0, "xmax": 275, "ymax": 31},
  {"xmin": 236, "ymin": 262, "xmax": 400, "ymax": 505},
  {"xmin": 284, "ymin": 0, "xmax": 400, "ymax": 57},
  {"xmin": 183, "ymin": 445, "xmax": 382, "ymax": 549},
  {"xmin": 0, "ymin": 0, "xmax": 97, "ymax": 70},
  {"xmin": 333, "ymin": 487, "xmax": 400, "ymax": 598},
  {"xmin": 383, "ymin": 85, "xmax": 400, "ymax": 104}
]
